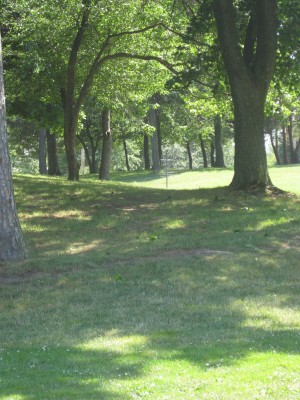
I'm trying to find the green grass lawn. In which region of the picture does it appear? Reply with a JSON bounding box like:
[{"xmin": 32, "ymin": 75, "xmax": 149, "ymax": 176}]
[{"xmin": 1, "ymin": 165, "xmax": 300, "ymax": 399}]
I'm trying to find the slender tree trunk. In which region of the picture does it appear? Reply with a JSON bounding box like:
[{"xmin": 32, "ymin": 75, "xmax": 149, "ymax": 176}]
[
  {"xmin": 155, "ymin": 108, "xmax": 162, "ymax": 162},
  {"xmin": 210, "ymin": 141, "xmax": 215, "ymax": 167},
  {"xmin": 143, "ymin": 133, "xmax": 151, "ymax": 170},
  {"xmin": 288, "ymin": 114, "xmax": 298, "ymax": 164},
  {"xmin": 39, "ymin": 128, "xmax": 47, "ymax": 175},
  {"xmin": 213, "ymin": 0, "xmax": 277, "ymax": 190},
  {"xmin": 186, "ymin": 141, "xmax": 193, "ymax": 169},
  {"xmin": 270, "ymin": 129, "xmax": 281, "ymax": 165},
  {"xmin": 123, "ymin": 138, "xmax": 130, "ymax": 171},
  {"xmin": 199, "ymin": 134, "xmax": 208, "ymax": 168},
  {"xmin": 46, "ymin": 130, "xmax": 61, "ymax": 175},
  {"xmin": 282, "ymin": 126, "xmax": 288, "ymax": 164},
  {"xmin": 99, "ymin": 108, "xmax": 112, "ymax": 180},
  {"xmin": 214, "ymin": 114, "xmax": 225, "ymax": 167},
  {"xmin": 148, "ymin": 107, "xmax": 161, "ymax": 173},
  {"xmin": 0, "ymin": 34, "xmax": 26, "ymax": 261}
]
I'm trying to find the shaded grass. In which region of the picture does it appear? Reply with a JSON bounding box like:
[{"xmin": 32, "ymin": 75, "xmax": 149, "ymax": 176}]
[{"xmin": 0, "ymin": 166, "xmax": 300, "ymax": 399}]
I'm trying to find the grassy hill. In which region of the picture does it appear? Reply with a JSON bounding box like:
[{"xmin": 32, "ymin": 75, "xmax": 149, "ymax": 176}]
[{"xmin": 1, "ymin": 165, "xmax": 300, "ymax": 399}]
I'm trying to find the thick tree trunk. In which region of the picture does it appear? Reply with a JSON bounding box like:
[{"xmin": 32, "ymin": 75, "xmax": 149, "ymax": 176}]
[
  {"xmin": 46, "ymin": 130, "xmax": 61, "ymax": 175},
  {"xmin": 0, "ymin": 34, "xmax": 26, "ymax": 261},
  {"xmin": 99, "ymin": 108, "xmax": 112, "ymax": 180},
  {"xmin": 230, "ymin": 91, "xmax": 271, "ymax": 189},
  {"xmin": 143, "ymin": 133, "xmax": 151, "ymax": 170},
  {"xmin": 186, "ymin": 141, "xmax": 193, "ymax": 170},
  {"xmin": 214, "ymin": 115, "xmax": 225, "ymax": 167},
  {"xmin": 213, "ymin": 0, "xmax": 277, "ymax": 190},
  {"xmin": 123, "ymin": 138, "xmax": 130, "ymax": 171},
  {"xmin": 199, "ymin": 134, "xmax": 208, "ymax": 168},
  {"xmin": 148, "ymin": 107, "xmax": 161, "ymax": 173},
  {"xmin": 39, "ymin": 128, "xmax": 48, "ymax": 175}
]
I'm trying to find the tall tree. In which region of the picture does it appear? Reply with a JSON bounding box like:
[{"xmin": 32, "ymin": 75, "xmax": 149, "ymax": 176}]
[
  {"xmin": 0, "ymin": 33, "xmax": 26, "ymax": 261},
  {"xmin": 213, "ymin": 0, "xmax": 277, "ymax": 190}
]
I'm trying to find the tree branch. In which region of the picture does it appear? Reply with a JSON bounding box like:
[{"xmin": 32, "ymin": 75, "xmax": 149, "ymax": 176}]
[
  {"xmin": 98, "ymin": 52, "xmax": 179, "ymax": 74},
  {"xmin": 253, "ymin": 0, "xmax": 277, "ymax": 88}
]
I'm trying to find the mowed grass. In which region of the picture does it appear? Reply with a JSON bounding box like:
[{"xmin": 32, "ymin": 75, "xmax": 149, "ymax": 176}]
[{"xmin": 0, "ymin": 165, "xmax": 300, "ymax": 399}]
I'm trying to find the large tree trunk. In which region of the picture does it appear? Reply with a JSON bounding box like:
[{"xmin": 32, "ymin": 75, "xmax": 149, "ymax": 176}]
[
  {"xmin": 38, "ymin": 128, "xmax": 48, "ymax": 175},
  {"xmin": 214, "ymin": 115, "xmax": 225, "ymax": 167},
  {"xmin": 0, "ymin": 34, "xmax": 26, "ymax": 261},
  {"xmin": 148, "ymin": 107, "xmax": 161, "ymax": 173},
  {"xmin": 46, "ymin": 130, "xmax": 61, "ymax": 175},
  {"xmin": 99, "ymin": 108, "xmax": 112, "ymax": 180},
  {"xmin": 213, "ymin": 0, "xmax": 277, "ymax": 190}
]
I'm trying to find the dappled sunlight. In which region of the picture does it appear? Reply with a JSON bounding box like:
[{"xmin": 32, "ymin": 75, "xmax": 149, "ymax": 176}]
[
  {"xmin": 78, "ymin": 331, "xmax": 148, "ymax": 354},
  {"xmin": 66, "ymin": 240, "xmax": 102, "ymax": 255}
]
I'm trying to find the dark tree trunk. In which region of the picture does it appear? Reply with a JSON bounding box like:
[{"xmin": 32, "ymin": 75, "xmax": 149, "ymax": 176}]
[
  {"xmin": 270, "ymin": 129, "xmax": 281, "ymax": 165},
  {"xmin": 210, "ymin": 141, "xmax": 215, "ymax": 167},
  {"xmin": 0, "ymin": 34, "xmax": 26, "ymax": 261},
  {"xmin": 60, "ymin": 6, "xmax": 89, "ymax": 180},
  {"xmin": 77, "ymin": 117, "xmax": 100, "ymax": 174},
  {"xmin": 282, "ymin": 126, "xmax": 288, "ymax": 164},
  {"xmin": 123, "ymin": 137, "xmax": 130, "ymax": 171},
  {"xmin": 148, "ymin": 107, "xmax": 161, "ymax": 173},
  {"xmin": 143, "ymin": 133, "xmax": 151, "ymax": 170},
  {"xmin": 186, "ymin": 141, "xmax": 193, "ymax": 169},
  {"xmin": 39, "ymin": 128, "xmax": 48, "ymax": 175},
  {"xmin": 213, "ymin": 0, "xmax": 277, "ymax": 190},
  {"xmin": 46, "ymin": 130, "xmax": 61, "ymax": 175},
  {"xmin": 199, "ymin": 134, "xmax": 208, "ymax": 168},
  {"xmin": 155, "ymin": 108, "xmax": 163, "ymax": 162},
  {"xmin": 214, "ymin": 114, "xmax": 225, "ymax": 167},
  {"xmin": 99, "ymin": 108, "xmax": 112, "ymax": 180}
]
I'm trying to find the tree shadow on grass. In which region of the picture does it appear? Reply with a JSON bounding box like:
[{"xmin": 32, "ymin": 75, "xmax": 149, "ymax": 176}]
[{"xmin": 2, "ymin": 176, "xmax": 299, "ymax": 398}]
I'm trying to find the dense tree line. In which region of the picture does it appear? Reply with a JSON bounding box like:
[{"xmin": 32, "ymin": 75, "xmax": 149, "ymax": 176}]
[{"xmin": 1, "ymin": 0, "xmax": 300, "ymax": 260}]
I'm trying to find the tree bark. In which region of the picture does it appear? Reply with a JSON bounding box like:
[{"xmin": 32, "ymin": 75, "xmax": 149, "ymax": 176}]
[
  {"xmin": 214, "ymin": 114, "xmax": 225, "ymax": 167},
  {"xmin": 199, "ymin": 134, "xmax": 208, "ymax": 168},
  {"xmin": 213, "ymin": 0, "xmax": 277, "ymax": 190},
  {"xmin": 39, "ymin": 128, "xmax": 47, "ymax": 175},
  {"xmin": 186, "ymin": 141, "xmax": 193, "ymax": 169},
  {"xmin": 0, "ymin": 33, "xmax": 26, "ymax": 261},
  {"xmin": 99, "ymin": 108, "xmax": 112, "ymax": 180},
  {"xmin": 46, "ymin": 129, "xmax": 61, "ymax": 175}
]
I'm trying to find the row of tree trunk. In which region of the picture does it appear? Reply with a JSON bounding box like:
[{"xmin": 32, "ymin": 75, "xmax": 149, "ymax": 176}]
[{"xmin": 267, "ymin": 115, "xmax": 300, "ymax": 165}]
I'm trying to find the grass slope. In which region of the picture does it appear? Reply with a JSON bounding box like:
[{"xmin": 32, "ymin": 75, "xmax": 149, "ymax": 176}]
[{"xmin": 0, "ymin": 166, "xmax": 300, "ymax": 399}]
